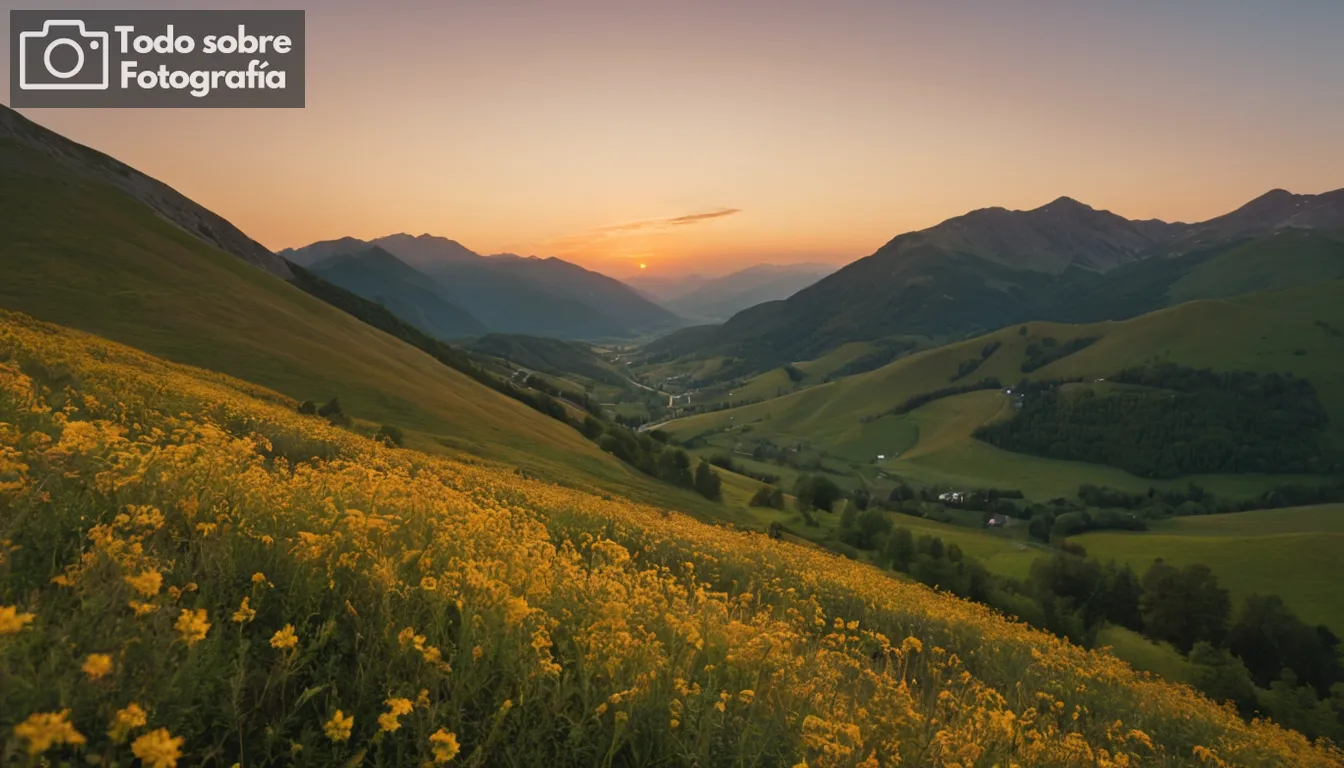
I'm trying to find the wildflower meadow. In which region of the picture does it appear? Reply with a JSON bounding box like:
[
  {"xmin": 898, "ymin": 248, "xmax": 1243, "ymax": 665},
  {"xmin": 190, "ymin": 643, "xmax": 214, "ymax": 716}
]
[{"xmin": 0, "ymin": 309, "xmax": 1339, "ymax": 766}]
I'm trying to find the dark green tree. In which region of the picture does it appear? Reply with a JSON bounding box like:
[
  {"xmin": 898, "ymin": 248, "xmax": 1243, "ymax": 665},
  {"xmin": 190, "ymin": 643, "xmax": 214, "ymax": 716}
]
[
  {"xmin": 1028, "ymin": 511, "xmax": 1055, "ymax": 543},
  {"xmin": 1188, "ymin": 642, "xmax": 1259, "ymax": 713},
  {"xmin": 376, "ymin": 424, "xmax": 404, "ymax": 447},
  {"xmin": 657, "ymin": 448, "xmax": 694, "ymax": 488},
  {"xmin": 794, "ymin": 474, "xmax": 843, "ymax": 513},
  {"xmin": 1139, "ymin": 561, "xmax": 1230, "ymax": 653},
  {"xmin": 694, "ymin": 460, "xmax": 723, "ymax": 501},
  {"xmin": 749, "ymin": 485, "xmax": 785, "ymax": 509},
  {"xmin": 882, "ymin": 527, "xmax": 915, "ymax": 572},
  {"xmin": 581, "ymin": 415, "xmax": 605, "ymax": 440},
  {"xmin": 1227, "ymin": 594, "xmax": 1343, "ymax": 695}
]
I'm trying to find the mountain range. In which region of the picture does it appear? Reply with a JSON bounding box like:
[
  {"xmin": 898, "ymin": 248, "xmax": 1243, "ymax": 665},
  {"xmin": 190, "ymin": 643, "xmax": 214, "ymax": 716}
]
[
  {"xmin": 279, "ymin": 234, "xmax": 683, "ymax": 340},
  {"xmin": 627, "ymin": 263, "xmax": 835, "ymax": 323},
  {"xmin": 648, "ymin": 191, "xmax": 1344, "ymax": 376}
]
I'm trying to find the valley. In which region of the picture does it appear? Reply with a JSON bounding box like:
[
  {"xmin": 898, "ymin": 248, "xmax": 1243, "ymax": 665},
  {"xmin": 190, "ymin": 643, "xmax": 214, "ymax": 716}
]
[{"xmin": 2, "ymin": 88, "xmax": 1343, "ymax": 762}]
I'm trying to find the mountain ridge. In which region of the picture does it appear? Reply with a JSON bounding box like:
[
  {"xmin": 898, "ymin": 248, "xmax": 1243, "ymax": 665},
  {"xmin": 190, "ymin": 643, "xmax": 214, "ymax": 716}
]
[
  {"xmin": 0, "ymin": 105, "xmax": 293, "ymax": 279},
  {"xmin": 646, "ymin": 188, "xmax": 1344, "ymax": 376},
  {"xmin": 283, "ymin": 233, "xmax": 682, "ymax": 340}
]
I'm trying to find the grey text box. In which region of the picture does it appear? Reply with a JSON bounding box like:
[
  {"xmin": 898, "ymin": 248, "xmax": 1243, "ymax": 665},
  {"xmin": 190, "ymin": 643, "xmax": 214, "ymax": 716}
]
[{"xmin": 10, "ymin": 9, "xmax": 305, "ymax": 108}]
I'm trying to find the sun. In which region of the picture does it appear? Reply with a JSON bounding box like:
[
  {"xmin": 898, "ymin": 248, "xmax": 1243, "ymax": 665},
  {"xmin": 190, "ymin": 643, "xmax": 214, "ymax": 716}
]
[{"xmin": 639, "ymin": 263, "xmax": 647, "ymax": 270}]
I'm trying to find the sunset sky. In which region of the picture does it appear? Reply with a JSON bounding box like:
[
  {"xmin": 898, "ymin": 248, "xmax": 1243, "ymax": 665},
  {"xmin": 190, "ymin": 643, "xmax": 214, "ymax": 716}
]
[{"xmin": 4, "ymin": 0, "xmax": 1344, "ymax": 278}]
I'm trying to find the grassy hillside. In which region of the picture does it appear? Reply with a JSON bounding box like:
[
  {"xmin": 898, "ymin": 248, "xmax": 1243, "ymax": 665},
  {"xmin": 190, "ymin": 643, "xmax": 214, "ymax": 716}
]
[
  {"xmin": 1075, "ymin": 505, "xmax": 1344, "ymax": 634},
  {"xmin": 664, "ymin": 279, "xmax": 1344, "ymax": 502},
  {"xmin": 1, "ymin": 314, "xmax": 1337, "ymax": 766},
  {"xmin": 0, "ymin": 136, "xmax": 724, "ymax": 513},
  {"xmin": 1167, "ymin": 229, "xmax": 1344, "ymax": 304},
  {"xmin": 466, "ymin": 334, "xmax": 629, "ymax": 386}
]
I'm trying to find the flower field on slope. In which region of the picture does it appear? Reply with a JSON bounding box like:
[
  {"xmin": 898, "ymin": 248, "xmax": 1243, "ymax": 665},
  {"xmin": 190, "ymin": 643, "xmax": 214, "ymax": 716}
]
[{"xmin": 0, "ymin": 310, "xmax": 1339, "ymax": 767}]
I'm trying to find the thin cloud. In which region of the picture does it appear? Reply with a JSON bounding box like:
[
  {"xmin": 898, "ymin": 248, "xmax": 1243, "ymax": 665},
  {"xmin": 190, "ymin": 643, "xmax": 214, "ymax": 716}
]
[
  {"xmin": 549, "ymin": 208, "xmax": 742, "ymax": 251},
  {"xmin": 667, "ymin": 208, "xmax": 742, "ymax": 226}
]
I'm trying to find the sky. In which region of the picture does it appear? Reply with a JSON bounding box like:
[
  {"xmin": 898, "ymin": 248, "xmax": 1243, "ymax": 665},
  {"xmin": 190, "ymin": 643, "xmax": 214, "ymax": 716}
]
[{"xmin": 4, "ymin": 0, "xmax": 1344, "ymax": 278}]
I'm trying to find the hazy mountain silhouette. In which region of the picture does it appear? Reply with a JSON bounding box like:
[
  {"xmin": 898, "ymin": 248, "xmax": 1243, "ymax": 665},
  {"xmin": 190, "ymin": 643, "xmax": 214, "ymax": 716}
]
[{"xmin": 281, "ymin": 235, "xmax": 683, "ymax": 340}]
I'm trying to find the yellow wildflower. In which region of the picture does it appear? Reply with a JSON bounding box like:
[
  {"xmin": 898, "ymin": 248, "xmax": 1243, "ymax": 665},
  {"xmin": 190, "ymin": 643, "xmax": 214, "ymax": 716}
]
[
  {"xmin": 129, "ymin": 599, "xmax": 159, "ymax": 617},
  {"xmin": 125, "ymin": 569, "xmax": 163, "ymax": 598},
  {"xmin": 231, "ymin": 596, "xmax": 256, "ymax": 623},
  {"xmin": 378, "ymin": 697, "xmax": 413, "ymax": 732},
  {"xmin": 251, "ymin": 571, "xmax": 267, "ymax": 584},
  {"xmin": 174, "ymin": 608, "xmax": 210, "ymax": 646},
  {"xmin": 269, "ymin": 624, "xmax": 298, "ymax": 650},
  {"xmin": 502, "ymin": 596, "xmax": 529, "ymax": 625},
  {"xmin": 430, "ymin": 729, "xmax": 461, "ymax": 763},
  {"xmin": 14, "ymin": 710, "xmax": 86, "ymax": 755},
  {"xmin": 325, "ymin": 710, "xmax": 354, "ymax": 743},
  {"xmin": 108, "ymin": 703, "xmax": 148, "ymax": 743},
  {"xmin": 132, "ymin": 728, "xmax": 184, "ymax": 768},
  {"xmin": 0, "ymin": 604, "xmax": 35, "ymax": 635},
  {"xmin": 82, "ymin": 653, "xmax": 114, "ymax": 680}
]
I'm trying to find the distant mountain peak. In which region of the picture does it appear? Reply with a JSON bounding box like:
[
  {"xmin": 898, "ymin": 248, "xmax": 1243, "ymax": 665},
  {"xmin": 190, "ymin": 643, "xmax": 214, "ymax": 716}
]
[
  {"xmin": 1184, "ymin": 187, "xmax": 1344, "ymax": 243},
  {"xmin": 1039, "ymin": 195, "xmax": 1091, "ymax": 211},
  {"xmin": 912, "ymin": 195, "xmax": 1165, "ymax": 273}
]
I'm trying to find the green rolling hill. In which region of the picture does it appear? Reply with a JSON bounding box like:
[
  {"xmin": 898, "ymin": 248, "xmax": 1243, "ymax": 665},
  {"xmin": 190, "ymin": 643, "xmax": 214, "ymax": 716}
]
[
  {"xmin": 662, "ymin": 278, "xmax": 1344, "ymax": 502},
  {"xmin": 0, "ymin": 105, "xmax": 731, "ymax": 516}
]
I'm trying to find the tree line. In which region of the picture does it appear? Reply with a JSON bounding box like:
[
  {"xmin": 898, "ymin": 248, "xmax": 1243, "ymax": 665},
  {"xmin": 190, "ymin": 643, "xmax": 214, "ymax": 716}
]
[
  {"xmin": 1020, "ymin": 336, "xmax": 1097, "ymax": 373},
  {"xmin": 950, "ymin": 340, "xmax": 1001, "ymax": 382},
  {"xmin": 875, "ymin": 377, "xmax": 1002, "ymax": 420}
]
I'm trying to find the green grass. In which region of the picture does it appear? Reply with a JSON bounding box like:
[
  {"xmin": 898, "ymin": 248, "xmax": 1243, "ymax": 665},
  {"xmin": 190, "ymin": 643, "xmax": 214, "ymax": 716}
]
[
  {"xmin": 794, "ymin": 340, "xmax": 882, "ymax": 380},
  {"xmin": 829, "ymin": 415, "xmax": 921, "ymax": 463},
  {"xmin": 1075, "ymin": 505, "xmax": 1344, "ymax": 634},
  {"xmin": 1168, "ymin": 229, "xmax": 1344, "ymax": 305},
  {"xmin": 1096, "ymin": 626, "xmax": 1192, "ymax": 684}
]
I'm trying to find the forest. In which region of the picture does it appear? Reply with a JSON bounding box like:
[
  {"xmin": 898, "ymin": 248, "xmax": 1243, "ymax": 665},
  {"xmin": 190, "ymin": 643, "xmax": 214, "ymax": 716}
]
[{"xmin": 974, "ymin": 364, "xmax": 1336, "ymax": 477}]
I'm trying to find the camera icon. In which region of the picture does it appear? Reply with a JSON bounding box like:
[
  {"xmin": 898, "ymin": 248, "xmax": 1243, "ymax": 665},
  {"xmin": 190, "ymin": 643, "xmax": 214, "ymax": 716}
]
[{"xmin": 18, "ymin": 20, "xmax": 110, "ymax": 90}]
